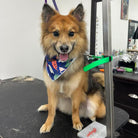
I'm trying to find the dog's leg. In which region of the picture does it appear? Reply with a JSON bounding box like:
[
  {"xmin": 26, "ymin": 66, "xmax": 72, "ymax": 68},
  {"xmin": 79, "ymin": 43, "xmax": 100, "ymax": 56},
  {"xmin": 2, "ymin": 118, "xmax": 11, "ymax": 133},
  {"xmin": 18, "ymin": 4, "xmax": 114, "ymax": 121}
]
[
  {"xmin": 71, "ymin": 89, "xmax": 84, "ymax": 131},
  {"xmin": 89, "ymin": 102, "xmax": 105, "ymax": 121},
  {"xmin": 40, "ymin": 88, "xmax": 58, "ymax": 133},
  {"xmin": 38, "ymin": 104, "xmax": 48, "ymax": 112},
  {"xmin": 96, "ymin": 102, "xmax": 106, "ymax": 118},
  {"xmin": 90, "ymin": 116, "xmax": 96, "ymax": 121}
]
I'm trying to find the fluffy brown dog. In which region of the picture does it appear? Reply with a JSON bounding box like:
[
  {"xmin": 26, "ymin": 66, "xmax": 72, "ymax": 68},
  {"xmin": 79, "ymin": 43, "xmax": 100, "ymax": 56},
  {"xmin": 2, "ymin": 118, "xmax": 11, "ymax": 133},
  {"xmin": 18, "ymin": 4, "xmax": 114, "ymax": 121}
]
[{"xmin": 38, "ymin": 3, "xmax": 106, "ymax": 134}]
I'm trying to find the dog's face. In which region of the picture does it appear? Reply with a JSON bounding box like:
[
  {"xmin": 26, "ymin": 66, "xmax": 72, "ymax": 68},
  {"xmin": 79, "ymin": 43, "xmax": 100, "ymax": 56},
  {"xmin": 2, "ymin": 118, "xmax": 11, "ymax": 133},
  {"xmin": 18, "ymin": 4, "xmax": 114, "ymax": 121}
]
[{"xmin": 41, "ymin": 4, "xmax": 87, "ymax": 61}]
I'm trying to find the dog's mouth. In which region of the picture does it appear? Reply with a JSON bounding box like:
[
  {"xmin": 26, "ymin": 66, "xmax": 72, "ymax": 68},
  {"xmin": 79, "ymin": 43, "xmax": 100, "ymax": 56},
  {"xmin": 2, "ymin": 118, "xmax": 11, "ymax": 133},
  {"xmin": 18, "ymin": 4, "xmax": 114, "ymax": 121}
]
[
  {"xmin": 58, "ymin": 53, "xmax": 69, "ymax": 62},
  {"xmin": 53, "ymin": 43, "xmax": 75, "ymax": 62}
]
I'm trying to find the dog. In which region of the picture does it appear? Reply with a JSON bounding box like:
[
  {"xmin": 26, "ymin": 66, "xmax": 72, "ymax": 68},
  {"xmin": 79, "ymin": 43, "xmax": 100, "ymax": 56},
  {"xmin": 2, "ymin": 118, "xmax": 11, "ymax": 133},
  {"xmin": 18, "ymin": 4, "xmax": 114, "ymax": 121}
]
[{"xmin": 38, "ymin": 3, "xmax": 106, "ymax": 134}]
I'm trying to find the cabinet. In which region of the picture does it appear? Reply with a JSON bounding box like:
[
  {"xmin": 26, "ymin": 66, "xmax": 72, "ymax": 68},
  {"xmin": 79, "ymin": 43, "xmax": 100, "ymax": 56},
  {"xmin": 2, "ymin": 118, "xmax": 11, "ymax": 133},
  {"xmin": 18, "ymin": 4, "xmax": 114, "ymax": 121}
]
[{"xmin": 114, "ymin": 73, "xmax": 138, "ymax": 137}]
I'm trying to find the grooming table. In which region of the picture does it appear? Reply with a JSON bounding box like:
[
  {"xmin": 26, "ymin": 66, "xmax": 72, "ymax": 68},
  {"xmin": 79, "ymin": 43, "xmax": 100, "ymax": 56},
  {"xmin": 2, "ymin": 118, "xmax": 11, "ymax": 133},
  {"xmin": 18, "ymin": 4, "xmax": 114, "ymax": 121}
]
[{"xmin": 0, "ymin": 77, "xmax": 129, "ymax": 138}]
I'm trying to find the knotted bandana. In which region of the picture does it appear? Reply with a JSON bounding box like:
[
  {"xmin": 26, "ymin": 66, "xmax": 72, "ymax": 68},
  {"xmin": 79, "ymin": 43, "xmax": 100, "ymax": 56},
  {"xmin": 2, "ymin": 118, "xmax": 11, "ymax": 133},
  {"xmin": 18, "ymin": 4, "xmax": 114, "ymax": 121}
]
[{"xmin": 45, "ymin": 55, "xmax": 75, "ymax": 81}]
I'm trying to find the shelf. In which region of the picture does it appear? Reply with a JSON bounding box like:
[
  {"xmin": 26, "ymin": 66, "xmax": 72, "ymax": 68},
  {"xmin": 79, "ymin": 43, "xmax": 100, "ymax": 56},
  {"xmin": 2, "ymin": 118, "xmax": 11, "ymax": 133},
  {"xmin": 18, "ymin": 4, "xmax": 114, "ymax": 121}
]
[{"xmin": 127, "ymin": 49, "xmax": 138, "ymax": 52}]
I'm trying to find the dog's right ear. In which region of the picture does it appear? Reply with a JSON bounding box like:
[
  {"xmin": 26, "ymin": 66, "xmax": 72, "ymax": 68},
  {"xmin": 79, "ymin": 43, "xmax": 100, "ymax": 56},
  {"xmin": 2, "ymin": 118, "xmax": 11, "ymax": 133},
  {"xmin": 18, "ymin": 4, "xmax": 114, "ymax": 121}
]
[{"xmin": 42, "ymin": 4, "xmax": 56, "ymax": 22}]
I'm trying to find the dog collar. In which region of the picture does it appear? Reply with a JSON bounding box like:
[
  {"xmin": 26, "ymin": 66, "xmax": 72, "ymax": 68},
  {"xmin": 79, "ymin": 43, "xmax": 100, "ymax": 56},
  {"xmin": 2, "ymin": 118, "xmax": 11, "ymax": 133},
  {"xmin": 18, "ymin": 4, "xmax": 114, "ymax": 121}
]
[{"xmin": 45, "ymin": 55, "xmax": 75, "ymax": 81}]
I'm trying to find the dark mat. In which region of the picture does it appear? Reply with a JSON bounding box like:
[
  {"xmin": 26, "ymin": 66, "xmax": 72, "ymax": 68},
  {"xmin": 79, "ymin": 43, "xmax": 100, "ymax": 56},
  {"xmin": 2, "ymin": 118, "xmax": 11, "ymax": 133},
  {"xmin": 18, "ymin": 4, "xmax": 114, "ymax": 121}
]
[{"xmin": 0, "ymin": 77, "xmax": 129, "ymax": 138}]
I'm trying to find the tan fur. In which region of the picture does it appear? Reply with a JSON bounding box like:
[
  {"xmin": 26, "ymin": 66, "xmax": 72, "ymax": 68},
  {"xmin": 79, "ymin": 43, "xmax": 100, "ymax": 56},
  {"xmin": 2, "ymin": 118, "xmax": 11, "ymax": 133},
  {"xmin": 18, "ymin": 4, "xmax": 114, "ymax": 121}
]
[
  {"xmin": 41, "ymin": 12, "xmax": 87, "ymax": 59},
  {"xmin": 96, "ymin": 102, "xmax": 106, "ymax": 118},
  {"xmin": 88, "ymin": 92, "xmax": 106, "ymax": 119},
  {"xmin": 38, "ymin": 4, "xmax": 105, "ymax": 133},
  {"xmin": 38, "ymin": 104, "xmax": 48, "ymax": 112},
  {"xmin": 92, "ymin": 72, "xmax": 105, "ymax": 87}
]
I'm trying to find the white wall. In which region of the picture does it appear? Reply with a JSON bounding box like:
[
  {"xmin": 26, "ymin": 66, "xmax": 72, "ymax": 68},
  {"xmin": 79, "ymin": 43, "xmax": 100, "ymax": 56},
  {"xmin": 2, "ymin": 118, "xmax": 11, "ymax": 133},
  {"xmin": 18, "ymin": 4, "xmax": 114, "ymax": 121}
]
[
  {"xmin": 111, "ymin": 0, "xmax": 128, "ymax": 51},
  {"xmin": 0, "ymin": 0, "xmax": 138, "ymax": 80},
  {"xmin": 96, "ymin": 0, "xmax": 138, "ymax": 54},
  {"xmin": 0, "ymin": 0, "xmax": 44, "ymax": 79},
  {"xmin": 129, "ymin": 0, "xmax": 138, "ymax": 20},
  {"xmin": 0, "ymin": 0, "xmax": 91, "ymax": 80}
]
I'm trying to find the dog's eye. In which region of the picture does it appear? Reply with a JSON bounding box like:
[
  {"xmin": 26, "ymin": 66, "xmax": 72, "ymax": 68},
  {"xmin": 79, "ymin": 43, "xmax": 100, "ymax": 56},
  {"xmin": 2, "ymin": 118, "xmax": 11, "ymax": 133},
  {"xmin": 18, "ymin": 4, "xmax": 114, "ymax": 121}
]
[
  {"xmin": 68, "ymin": 31, "xmax": 74, "ymax": 37},
  {"xmin": 53, "ymin": 31, "xmax": 59, "ymax": 37}
]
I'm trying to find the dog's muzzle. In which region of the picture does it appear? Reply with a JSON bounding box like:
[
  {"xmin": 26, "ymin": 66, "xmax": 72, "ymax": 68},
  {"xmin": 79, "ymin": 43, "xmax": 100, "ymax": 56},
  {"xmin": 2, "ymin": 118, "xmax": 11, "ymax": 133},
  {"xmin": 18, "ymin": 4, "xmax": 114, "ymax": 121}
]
[{"xmin": 60, "ymin": 45, "xmax": 69, "ymax": 53}]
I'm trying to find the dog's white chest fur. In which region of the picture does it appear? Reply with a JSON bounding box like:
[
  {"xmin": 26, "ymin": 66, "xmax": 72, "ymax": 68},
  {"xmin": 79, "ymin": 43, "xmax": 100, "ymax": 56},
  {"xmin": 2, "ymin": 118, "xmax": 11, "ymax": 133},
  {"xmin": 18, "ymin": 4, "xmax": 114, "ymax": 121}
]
[
  {"xmin": 57, "ymin": 96, "xmax": 97, "ymax": 118},
  {"xmin": 59, "ymin": 82, "xmax": 64, "ymax": 93}
]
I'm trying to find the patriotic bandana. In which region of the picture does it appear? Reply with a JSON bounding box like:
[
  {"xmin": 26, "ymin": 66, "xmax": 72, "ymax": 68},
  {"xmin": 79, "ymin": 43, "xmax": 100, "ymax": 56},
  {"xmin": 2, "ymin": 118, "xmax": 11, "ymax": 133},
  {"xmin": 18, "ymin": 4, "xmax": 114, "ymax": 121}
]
[{"xmin": 45, "ymin": 55, "xmax": 75, "ymax": 81}]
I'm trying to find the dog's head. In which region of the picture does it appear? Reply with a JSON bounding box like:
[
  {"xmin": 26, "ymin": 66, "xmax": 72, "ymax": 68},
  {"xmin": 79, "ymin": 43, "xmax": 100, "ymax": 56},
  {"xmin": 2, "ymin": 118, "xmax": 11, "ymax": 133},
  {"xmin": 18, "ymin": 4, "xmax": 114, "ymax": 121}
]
[{"xmin": 41, "ymin": 4, "xmax": 87, "ymax": 61}]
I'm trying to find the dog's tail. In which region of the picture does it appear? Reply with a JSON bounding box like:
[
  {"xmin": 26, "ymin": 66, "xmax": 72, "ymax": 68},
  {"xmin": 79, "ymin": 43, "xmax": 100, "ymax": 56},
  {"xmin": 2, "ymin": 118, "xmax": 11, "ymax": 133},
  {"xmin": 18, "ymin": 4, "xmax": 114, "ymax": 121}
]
[{"xmin": 92, "ymin": 72, "xmax": 105, "ymax": 87}]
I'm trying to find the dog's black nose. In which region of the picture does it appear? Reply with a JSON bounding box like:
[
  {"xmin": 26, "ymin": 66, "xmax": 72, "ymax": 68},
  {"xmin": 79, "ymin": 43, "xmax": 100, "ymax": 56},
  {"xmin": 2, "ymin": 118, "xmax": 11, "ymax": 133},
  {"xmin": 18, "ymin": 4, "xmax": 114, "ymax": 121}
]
[{"xmin": 60, "ymin": 45, "xmax": 69, "ymax": 53}]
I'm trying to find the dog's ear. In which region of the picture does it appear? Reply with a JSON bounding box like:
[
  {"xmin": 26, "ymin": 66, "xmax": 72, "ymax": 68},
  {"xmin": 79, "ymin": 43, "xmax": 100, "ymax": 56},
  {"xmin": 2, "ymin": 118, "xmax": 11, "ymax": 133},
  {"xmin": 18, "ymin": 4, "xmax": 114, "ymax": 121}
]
[
  {"xmin": 42, "ymin": 4, "xmax": 56, "ymax": 22},
  {"xmin": 71, "ymin": 4, "xmax": 84, "ymax": 21}
]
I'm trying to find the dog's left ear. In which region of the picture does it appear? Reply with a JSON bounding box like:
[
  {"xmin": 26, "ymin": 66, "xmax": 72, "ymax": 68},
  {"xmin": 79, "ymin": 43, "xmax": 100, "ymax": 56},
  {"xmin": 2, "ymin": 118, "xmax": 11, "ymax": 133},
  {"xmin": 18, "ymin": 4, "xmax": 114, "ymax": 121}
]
[{"xmin": 71, "ymin": 4, "xmax": 84, "ymax": 21}]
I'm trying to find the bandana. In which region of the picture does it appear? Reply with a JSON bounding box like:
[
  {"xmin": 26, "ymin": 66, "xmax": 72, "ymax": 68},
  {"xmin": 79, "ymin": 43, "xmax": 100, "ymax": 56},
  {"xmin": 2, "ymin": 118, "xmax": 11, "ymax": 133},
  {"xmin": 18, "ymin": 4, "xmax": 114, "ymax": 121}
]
[{"xmin": 45, "ymin": 55, "xmax": 75, "ymax": 81}]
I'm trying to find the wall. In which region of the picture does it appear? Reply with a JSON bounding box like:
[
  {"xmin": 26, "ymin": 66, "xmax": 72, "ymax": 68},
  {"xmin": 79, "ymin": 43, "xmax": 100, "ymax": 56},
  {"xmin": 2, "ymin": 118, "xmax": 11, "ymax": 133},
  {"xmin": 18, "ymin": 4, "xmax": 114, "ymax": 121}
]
[
  {"xmin": 96, "ymin": 0, "xmax": 138, "ymax": 54},
  {"xmin": 0, "ymin": 0, "xmax": 91, "ymax": 80},
  {"xmin": 0, "ymin": 0, "xmax": 44, "ymax": 79},
  {"xmin": 0, "ymin": 0, "xmax": 138, "ymax": 80},
  {"xmin": 129, "ymin": 0, "xmax": 138, "ymax": 20}
]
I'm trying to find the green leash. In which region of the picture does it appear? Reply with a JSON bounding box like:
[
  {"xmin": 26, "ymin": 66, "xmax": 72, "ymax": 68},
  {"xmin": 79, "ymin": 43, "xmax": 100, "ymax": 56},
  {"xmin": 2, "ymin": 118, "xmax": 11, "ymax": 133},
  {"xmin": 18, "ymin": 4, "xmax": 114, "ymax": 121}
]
[{"xmin": 83, "ymin": 55, "xmax": 113, "ymax": 72}]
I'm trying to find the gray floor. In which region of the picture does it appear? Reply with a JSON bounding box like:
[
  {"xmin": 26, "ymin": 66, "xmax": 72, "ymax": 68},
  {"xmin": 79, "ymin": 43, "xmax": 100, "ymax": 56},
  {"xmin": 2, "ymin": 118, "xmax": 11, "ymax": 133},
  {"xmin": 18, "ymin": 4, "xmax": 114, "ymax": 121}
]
[{"xmin": 0, "ymin": 77, "xmax": 129, "ymax": 138}]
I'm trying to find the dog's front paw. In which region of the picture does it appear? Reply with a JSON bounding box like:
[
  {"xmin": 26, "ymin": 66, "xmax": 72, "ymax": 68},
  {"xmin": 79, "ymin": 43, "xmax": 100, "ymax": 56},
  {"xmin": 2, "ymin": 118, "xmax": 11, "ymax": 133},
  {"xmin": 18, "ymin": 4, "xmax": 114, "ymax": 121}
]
[
  {"xmin": 40, "ymin": 123, "xmax": 52, "ymax": 134},
  {"xmin": 73, "ymin": 120, "xmax": 83, "ymax": 131}
]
